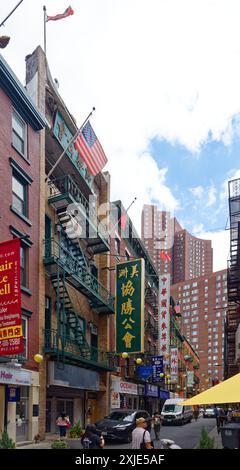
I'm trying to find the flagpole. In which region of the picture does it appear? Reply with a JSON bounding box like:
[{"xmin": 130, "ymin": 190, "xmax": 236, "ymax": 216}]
[
  {"xmin": 43, "ymin": 5, "xmax": 47, "ymax": 55},
  {"xmin": 0, "ymin": 0, "xmax": 24, "ymax": 28},
  {"xmin": 45, "ymin": 107, "xmax": 95, "ymax": 182}
]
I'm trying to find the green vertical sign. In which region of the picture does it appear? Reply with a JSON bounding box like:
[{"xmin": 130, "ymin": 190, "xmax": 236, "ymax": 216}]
[{"xmin": 115, "ymin": 258, "xmax": 145, "ymax": 354}]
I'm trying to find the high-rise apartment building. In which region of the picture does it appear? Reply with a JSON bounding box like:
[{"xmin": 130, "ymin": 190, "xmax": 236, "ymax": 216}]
[
  {"xmin": 171, "ymin": 270, "xmax": 227, "ymax": 388},
  {"xmin": 141, "ymin": 205, "xmax": 213, "ymax": 284}
]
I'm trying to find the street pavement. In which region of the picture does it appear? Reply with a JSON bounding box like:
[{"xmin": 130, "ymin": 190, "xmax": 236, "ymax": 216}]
[
  {"xmin": 17, "ymin": 417, "xmax": 220, "ymax": 449},
  {"xmin": 104, "ymin": 417, "xmax": 217, "ymax": 449}
]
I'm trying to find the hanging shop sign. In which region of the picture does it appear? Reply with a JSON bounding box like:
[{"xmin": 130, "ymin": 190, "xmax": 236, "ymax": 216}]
[
  {"xmin": 112, "ymin": 378, "xmax": 138, "ymax": 395},
  {"xmin": 0, "ymin": 239, "xmax": 23, "ymax": 356},
  {"xmin": 152, "ymin": 355, "xmax": 164, "ymax": 383},
  {"xmin": 115, "ymin": 259, "xmax": 145, "ymax": 354},
  {"xmin": 170, "ymin": 347, "xmax": 178, "ymax": 383},
  {"xmin": 144, "ymin": 384, "xmax": 158, "ymax": 398},
  {"xmin": 187, "ymin": 371, "xmax": 194, "ymax": 387},
  {"xmin": 53, "ymin": 111, "xmax": 93, "ymax": 189},
  {"xmin": 137, "ymin": 365, "xmax": 153, "ymax": 380},
  {"xmin": 158, "ymin": 274, "xmax": 170, "ymax": 360}
]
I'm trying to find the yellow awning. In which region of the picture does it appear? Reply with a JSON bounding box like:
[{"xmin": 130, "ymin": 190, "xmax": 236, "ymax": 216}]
[{"xmin": 181, "ymin": 372, "xmax": 240, "ymax": 406}]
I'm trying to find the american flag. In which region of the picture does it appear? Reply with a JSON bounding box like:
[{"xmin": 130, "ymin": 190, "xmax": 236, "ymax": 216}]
[{"xmin": 74, "ymin": 121, "xmax": 108, "ymax": 176}]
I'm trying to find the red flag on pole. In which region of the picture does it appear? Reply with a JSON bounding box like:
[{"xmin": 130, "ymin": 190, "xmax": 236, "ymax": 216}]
[
  {"xmin": 160, "ymin": 251, "xmax": 171, "ymax": 262},
  {"xmin": 46, "ymin": 6, "xmax": 74, "ymax": 22},
  {"xmin": 120, "ymin": 213, "xmax": 127, "ymax": 231}
]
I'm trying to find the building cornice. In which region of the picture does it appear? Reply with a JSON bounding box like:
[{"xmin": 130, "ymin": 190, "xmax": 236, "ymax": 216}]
[{"xmin": 0, "ymin": 54, "xmax": 47, "ymax": 131}]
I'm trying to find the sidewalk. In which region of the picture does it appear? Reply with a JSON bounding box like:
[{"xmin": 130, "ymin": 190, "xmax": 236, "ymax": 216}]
[
  {"xmin": 194, "ymin": 426, "xmax": 223, "ymax": 449},
  {"xmin": 17, "ymin": 434, "xmax": 59, "ymax": 449}
]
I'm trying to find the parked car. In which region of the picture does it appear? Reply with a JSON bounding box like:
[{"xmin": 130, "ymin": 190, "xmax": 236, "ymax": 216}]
[
  {"xmin": 160, "ymin": 398, "xmax": 193, "ymax": 425},
  {"xmin": 203, "ymin": 407, "xmax": 215, "ymax": 418},
  {"xmin": 95, "ymin": 409, "xmax": 151, "ymax": 442}
]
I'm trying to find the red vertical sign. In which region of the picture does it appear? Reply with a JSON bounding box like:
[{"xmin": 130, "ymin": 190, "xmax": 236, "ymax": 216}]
[{"xmin": 0, "ymin": 239, "xmax": 23, "ymax": 355}]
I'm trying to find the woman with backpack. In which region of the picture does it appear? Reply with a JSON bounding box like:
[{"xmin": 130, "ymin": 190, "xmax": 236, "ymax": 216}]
[{"xmin": 81, "ymin": 424, "xmax": 105, "ymax": 449}]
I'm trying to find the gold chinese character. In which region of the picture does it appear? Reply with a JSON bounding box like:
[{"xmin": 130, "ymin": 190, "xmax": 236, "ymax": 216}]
[
  {"xmin": 122, "ymin": 318, "xmax": 135, "ymax": 329},
  {"xmin": 121, "ymin": 298, "xmax": 135, "ymax": 315},
  {"xmin": 119, "ymin": 267, "xmax": 128, "ymax": 279},
  {"xmin": 122, "ymin": 331, "xmax": 136, "ymax": 349},
  {"xmin": 130, "ymin": 264, "xmax": 139, "ymax": 278},
  {"xmin": 121, "ymin": 280, "xmax": 135, "ymax": 297}
]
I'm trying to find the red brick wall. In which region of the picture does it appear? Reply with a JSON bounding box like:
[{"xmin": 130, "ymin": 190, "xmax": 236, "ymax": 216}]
[{"xmin": 0, "ymin": 88, "xmax": 41, "ymax": 373}]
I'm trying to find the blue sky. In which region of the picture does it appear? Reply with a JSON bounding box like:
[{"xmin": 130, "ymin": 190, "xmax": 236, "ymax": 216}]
[{"xmin": 149, "ymin": 135, "xmax": 238, "ymax": 235}]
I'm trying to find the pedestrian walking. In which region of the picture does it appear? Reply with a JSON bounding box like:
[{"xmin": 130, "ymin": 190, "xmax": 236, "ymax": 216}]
[
  {"xmin": 213, "ymin": 405, "xmax": 220, "ymax": 433},
  {"xmin": 193, "ymin": 406, "xmax": 199, "ymax": 422},
  {"xmin": 56, "ymin": 412, "xmax": 70, "ymax": 439},
  {"xmin": 152, "ymin": 412, "xmax": 161, "ymax": 440},
  {"xmin": 219, "ymin": 408, "xmax": 226, "ymax": 427},
  {"xmin": 131, "ymin": 417, "xmax": 153, "ymax": 449},
  {"xmin": 81, "ymin": 424, "xmax": 105, "ymax": 449}
]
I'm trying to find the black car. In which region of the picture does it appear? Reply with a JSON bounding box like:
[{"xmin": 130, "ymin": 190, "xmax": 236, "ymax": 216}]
[{"xmin": 95, "ymin": 409, "xmax": 151, "ymax": 443}]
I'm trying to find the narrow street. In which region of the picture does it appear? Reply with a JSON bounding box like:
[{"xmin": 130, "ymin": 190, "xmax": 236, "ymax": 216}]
[{"xmin": 104, "ymin": 418, "xmax": 216, "ymax": 449}]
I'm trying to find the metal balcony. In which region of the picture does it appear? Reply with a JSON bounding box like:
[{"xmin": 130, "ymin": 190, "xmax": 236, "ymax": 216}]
[
  {"xmin": 44, "ymin": 329, "xmax": 115, "ymax": 371},
  {"xmin": 43, "ymin": 238, "xmax": 114, "ymax": 314},
  {"xmin": 48, "ymin": 175, "xmax": 110, "ymax": 254}
]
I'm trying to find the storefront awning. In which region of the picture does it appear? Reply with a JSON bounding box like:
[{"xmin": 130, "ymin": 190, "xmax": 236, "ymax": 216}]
[{"xmin": 181, "ymin": 372, "xmax": 240, "ymax": 406}]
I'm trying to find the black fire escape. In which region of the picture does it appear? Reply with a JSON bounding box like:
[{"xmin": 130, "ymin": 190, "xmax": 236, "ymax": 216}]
[{"xmin": 226, "ymin": 178, "xmax": 240, "ymax": 377}]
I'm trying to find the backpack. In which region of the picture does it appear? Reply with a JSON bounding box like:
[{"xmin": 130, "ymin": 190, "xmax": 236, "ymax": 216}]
[{"xmin": 82, "ymin": 437, "xmax": 91, "ymax": 449}]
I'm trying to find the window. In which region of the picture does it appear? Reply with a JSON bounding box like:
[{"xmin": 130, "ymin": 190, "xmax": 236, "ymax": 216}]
[
  {"xmin": 20, "ymin": 246, "xmax": 27, "ymax": 287},
  {"xmin": 12, "ymin": 110, "xmax": 27, "ymax": 157},
  {"xmin": 115, "ymin": 237, "xmax": 120, "ymax": 256},
  {"xmin": 216, "ymin": 312, "xmax": 221, "ymax": 318},
  {"xmin": 125, "ymin": 250, "xmax": 130, "ymax": 261},
  {"xmin": 12, "ymin": 174, "xmax": 28, "ymax": 216}
]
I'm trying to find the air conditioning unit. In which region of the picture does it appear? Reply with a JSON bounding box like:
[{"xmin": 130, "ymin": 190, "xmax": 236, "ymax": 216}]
[{"xmin": 116, "ymin": 367, "xmax": 121, "ymax": 373}]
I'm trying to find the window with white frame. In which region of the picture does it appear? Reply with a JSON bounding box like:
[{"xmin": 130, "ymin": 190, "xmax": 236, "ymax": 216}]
[{"xmin": 12, "ymin": 109, "xmax": 27, "ymax": 157}]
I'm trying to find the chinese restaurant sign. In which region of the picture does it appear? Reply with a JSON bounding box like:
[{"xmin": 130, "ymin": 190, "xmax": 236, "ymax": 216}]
[
  {"xmin": 116, "ymin": 259, "xmax": 145, "ymax": 353},
  {"xmin": 152, "ymin": 355, "xmax": 164, "ymax": 383},
  {"xmin": 0, "ymin": 239, "xmax": 23, "ymax": 355},
  {"xmin": 170, "ymin": 347, "xmax": 178, "ymax": 383},
  {"xmin": 53, "ymin": 111, "xmax": 93, "ymax": 190},
  {"xmin": 158, "ymin": 274, "xmax": 170, "ymax": 360}
]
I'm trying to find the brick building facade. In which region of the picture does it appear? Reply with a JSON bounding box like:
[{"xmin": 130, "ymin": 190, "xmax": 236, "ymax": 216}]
[
  {"xmin": 141, "ymin": 204, "xmax": 213, "ymax": 284},
  {"xmin": 25, "ymin": 47, "xmax": 114, "ymax": 437},
  {"xmin": 0, "ymin": 54, "xmax": 46, "ymax": 442},
  {"xmin": 171, "ymin": 270, "xmax": 227, "ymax": 389}
]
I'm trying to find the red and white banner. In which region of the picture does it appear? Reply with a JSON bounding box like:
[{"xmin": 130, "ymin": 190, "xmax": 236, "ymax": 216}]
[
  {"xmin": 0, "ymin": 239, "xmax": 23, "ymax": 356},
  {"xmin": 170, "ymin": 346, "xmax": 178, "ymax": 383},
  {"xmin": 158, "ymin": 274, "xmax": 170, "ymax": 360}
]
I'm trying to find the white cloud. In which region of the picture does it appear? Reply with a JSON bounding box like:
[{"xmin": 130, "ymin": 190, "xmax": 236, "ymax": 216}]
[
  {"xmin": 110, "ymin": 153, "xmax": 179, "ymax": 233},
  {"xmin": 189, "ymin": 186, "xmax": 204, "ymax": 199},
  {"xmin": 206, "ymin": 184, "xmax": 217, "ymax": 207},
  {"xmin": 192, "ymin": 223, "xmax": 204, "ymax": 234}
]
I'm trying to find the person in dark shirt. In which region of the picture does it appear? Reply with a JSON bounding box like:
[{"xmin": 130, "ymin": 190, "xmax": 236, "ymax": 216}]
[{"xmin": 81, "ymin": 424, "xmax": 104, "ymax": 449}]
